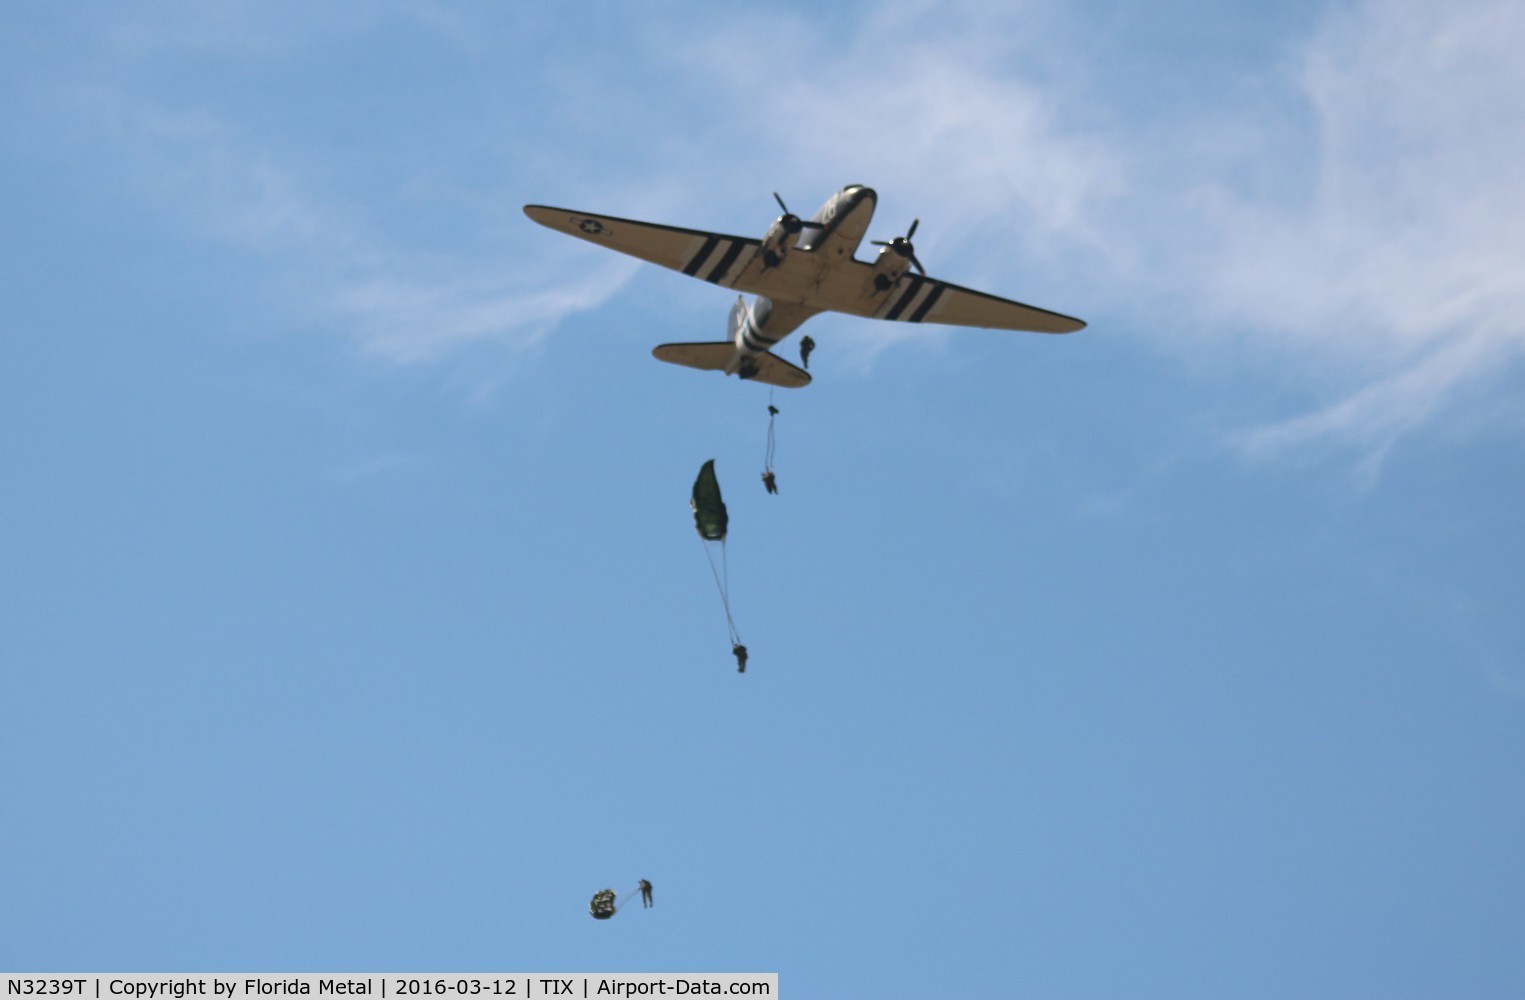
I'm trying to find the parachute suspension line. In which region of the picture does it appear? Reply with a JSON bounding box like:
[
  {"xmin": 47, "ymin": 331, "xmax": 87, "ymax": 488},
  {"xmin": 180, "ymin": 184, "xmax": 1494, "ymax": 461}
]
[
  {"xmin": 699, "ymin": 535, "xmax": 741, "ymax": 647},
  {"xmin": 722, "ymin": 542, "xmax": 741, "ymax": 648},
  {"xmin": 764, "ymin": 390, "xmax": 777, "ymax": 474}
]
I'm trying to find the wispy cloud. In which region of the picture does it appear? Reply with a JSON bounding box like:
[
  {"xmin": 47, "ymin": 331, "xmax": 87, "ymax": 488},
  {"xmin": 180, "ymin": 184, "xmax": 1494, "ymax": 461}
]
[
  {"xmin": 25, "ymin": 7, "xmax": 640, "ymax": 375},
  {"xmin": 333, "ymin": 263, "xmax": 637, "ymax": 365},
  {"xmin": 129, "ymin": 98, "xmax": 638, "ymax": 364},
  {"xmin": 1235, "ymin": 330, "xmax": 1508, "ymax": 483},
  {"xmin": 1179, "ymin": 0, "xmax": 1525, "ymax": 459}
]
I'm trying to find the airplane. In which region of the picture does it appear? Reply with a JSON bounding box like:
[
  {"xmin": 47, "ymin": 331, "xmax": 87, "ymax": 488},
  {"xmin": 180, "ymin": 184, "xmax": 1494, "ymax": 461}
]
[{"xmin": 523, "ymin": 184, "xmax": 1085, "ymax": 389}]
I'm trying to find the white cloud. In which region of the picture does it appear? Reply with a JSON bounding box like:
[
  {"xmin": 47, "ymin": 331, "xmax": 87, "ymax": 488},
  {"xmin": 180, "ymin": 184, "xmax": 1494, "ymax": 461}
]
[
  {"xmin": 1236, "ymin": 330, "xmax": 1504, "ymax": 469},
  {"xmin": 334, "ymin": 261, "xmax": 637, "ymax": 365},
  {"xmin": 705, "ymin": 3, "xmax": 1119, "ymax": 244},
  {"xmin": 1183, "ymin": 0, "xmax": 1525, "ymax": 456}
]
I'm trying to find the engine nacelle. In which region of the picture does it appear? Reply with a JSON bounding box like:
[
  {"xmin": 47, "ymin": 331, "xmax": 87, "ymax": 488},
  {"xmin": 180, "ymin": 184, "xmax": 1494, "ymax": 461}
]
[
  {"xmin": 871, "ymin": 245, "xmax": 911, "ymax": 291},
  {"xmin": 760, "ymin": 214, "xmax": 805, "ymax": 268}
]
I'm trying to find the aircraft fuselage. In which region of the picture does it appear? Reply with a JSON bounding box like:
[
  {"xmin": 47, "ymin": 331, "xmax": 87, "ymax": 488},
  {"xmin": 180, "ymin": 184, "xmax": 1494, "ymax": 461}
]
[{"xmin": 724, "ymin": 185, "xmax": 879, "ymax": 377}]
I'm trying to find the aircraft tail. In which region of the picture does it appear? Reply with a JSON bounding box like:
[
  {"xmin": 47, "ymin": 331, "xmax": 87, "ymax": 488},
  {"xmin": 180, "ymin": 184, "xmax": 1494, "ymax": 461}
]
[
  {"xmin": 743, "ymin": 350, "xmax": 811, "ymax": 388},
  {"xmin": 652, "ymin": 343, "xmax": 811, "ymax": 389}
]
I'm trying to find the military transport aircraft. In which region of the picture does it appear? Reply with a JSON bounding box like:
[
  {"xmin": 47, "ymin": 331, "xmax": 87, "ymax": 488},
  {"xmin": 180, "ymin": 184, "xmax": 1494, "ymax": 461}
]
[{"xmin": 523, "ymin": 185, "xmax": 1085, "ymax": 389}]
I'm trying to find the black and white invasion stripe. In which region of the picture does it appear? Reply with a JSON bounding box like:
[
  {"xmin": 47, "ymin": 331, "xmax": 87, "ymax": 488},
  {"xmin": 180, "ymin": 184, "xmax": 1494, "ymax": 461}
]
[
  {"xmin": 735, "ymin": 305, "xmax": 781, "ymax": 353},
  {"xmin": 876, "ymin": 275, "xmax": 946, "ymax": 323},
  {"xmin": 681, "ymin": 236, "xmax": 756, "ymax": 286}
]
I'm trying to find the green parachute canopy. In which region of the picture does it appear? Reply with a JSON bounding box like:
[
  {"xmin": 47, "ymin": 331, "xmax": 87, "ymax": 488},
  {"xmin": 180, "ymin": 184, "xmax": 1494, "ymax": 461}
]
[{"xmin": 691, "ymin": 459, "xmax": 729, "ymax": 541}]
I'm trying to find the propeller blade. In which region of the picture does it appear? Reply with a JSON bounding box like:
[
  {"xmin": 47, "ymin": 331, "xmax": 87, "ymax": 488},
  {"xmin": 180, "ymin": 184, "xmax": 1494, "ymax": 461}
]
[
  {"xmin": 873, "ymin": 221, "xmax": 924, "ymax": 270},
  {"xmin": 774, "ymin": 192, "xmax": 788, "ymax": 214}
]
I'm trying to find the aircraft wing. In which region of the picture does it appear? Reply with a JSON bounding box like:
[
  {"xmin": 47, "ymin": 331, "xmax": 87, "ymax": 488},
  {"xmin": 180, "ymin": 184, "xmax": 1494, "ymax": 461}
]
[
  {"xmin": 815, "ymin": 263, "xmax": 1086, "ymax": 334},
  {"xmin": 524, "ymin": 205, "xmax": 768, "ymax": 288},
  {"xmin": 525, "ymin": 204, "xmax": 1085, "ymax": 333}
]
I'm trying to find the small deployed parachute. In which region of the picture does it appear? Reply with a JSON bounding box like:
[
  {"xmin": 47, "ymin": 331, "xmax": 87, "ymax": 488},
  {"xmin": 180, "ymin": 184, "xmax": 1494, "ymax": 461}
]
[
  {"xmin": 589, "ymin": 888, "xmax": 617, "ymax": 920},
  {"xmin": 589, "ymin": 882, "xmax": 651, "ymax": 920},
  {"xmin": 762, "ymin": 394, "xmax": 779, "ymax": 495},
  {"xmin": 691, "ymin": 460, "xmax": 743, "ymax": 663}
]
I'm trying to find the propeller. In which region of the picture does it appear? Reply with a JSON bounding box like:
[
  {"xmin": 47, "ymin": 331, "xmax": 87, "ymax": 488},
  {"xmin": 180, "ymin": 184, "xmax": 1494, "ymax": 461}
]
[
  {"xmin": 871, "ymin": 219, "xmax": 925, "ymax": 275},
  {"xmin": 773, "ymin": 192, "xmax": 824, "ymax": 235}
]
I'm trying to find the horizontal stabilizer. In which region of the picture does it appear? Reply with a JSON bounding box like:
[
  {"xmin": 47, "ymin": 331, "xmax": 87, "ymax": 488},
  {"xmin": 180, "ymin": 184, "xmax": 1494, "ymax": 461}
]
[
  {"xmin": 747, "ymin": 350, "xmax": 812, "ymax": 388},
  {"xmin": 652, "ymin": 343, "xmax": 812, "ymax": 389},
  {"xmin": 652, "ymin": 342, "xmax": 733, "ymax": 372}
]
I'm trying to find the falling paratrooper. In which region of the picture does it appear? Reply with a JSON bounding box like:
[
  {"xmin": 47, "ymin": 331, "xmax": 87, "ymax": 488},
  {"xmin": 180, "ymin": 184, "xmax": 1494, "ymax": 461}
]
[{"xmin": 691, "ymin": 460, "xmax": 747, "ymax": 672}]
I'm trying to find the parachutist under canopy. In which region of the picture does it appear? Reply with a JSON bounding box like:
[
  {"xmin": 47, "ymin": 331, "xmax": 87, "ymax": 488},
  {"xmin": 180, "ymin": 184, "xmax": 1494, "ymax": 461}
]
[
  {"xmin": 733, "ymin": 644, "xmax": 748, "ymax": 673},
  {"xmin": 693, "ymin": 461, "xmax": 744, "ymax": 656},
  {"xmin": 639, "ymin": 880, "xmax": 653, "ymax": 908},
  {"xmin": 763, "ymin": 398, "xmax": 779, "ymax": 494}
]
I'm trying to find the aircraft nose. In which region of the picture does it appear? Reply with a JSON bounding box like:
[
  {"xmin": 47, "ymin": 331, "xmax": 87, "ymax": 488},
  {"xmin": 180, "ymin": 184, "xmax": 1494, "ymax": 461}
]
[{"xmin": 843, "ymin": 184, "xmax": 877, "ymax": 205}]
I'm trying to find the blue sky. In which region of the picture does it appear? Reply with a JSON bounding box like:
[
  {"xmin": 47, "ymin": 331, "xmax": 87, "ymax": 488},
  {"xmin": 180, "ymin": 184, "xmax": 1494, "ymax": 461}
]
[{"xmin": 3, "ymin": 1, "xmax": 1523, "ymax": 995}]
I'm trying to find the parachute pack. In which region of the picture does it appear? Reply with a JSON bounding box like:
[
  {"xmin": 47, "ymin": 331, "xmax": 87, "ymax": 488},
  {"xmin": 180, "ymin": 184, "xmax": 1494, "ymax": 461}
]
[{"xmin": 589, "ymin": 889, "xmax": 617, "ymax": 920}]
